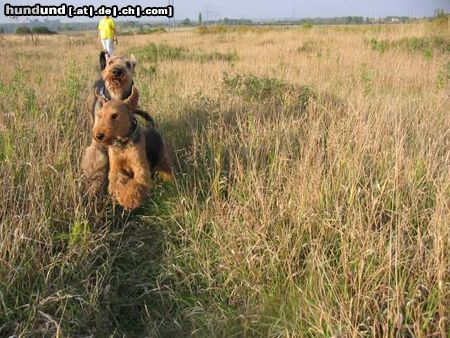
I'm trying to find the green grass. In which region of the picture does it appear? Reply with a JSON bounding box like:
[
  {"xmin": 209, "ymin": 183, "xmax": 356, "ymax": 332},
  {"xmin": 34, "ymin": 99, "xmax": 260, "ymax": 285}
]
[
  {"xmin": 130, "ymin": 42, "xmax": 238, "ymax": 64},
  {"xmin": 223, "ymin": 72, "xmax": 316, "ymax": 106},
  {"xmin": 437, "ymin": 61, "xmax": 450, "ymax": 88},
  {"xmin": 368, "ymin": 36, "xmax": 450, "ymax": 57}
]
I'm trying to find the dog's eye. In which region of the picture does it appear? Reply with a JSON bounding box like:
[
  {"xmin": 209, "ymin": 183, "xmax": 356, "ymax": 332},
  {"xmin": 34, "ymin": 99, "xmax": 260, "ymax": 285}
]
[
  {"xmin": 111, "ymin": 113, "xmax": 118, "ymax": 120},
  {"xmin": 126, "ymin": 61, "xmax": 131, "ymax": 69}
]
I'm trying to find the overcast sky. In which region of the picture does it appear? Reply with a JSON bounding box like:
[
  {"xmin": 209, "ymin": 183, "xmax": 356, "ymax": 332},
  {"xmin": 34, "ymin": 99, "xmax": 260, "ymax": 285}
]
[{"xmin": 1, "ymin": 0, "xmax": 449, "ymax": 23}]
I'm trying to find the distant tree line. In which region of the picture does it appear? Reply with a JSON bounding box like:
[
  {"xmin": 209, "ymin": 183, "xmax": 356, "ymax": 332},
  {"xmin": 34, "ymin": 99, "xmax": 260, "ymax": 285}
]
[
  {"xmin": 179, "ymin": 16, "xmax": 252, "ymax": 26},
  {"xmin": 0, "ymin": 9, "xmax": 447, "ymax": 34},
  {"xmin": 252, "ymin": 16, "xmax": 415, "ymax": 26},
  {"xmin": 15, "ymin": 26, "xmax": 57, "ymax": 35},
  {"xmin": 180, "ymin": 15, "xmax": 418, "ymax": 27}
]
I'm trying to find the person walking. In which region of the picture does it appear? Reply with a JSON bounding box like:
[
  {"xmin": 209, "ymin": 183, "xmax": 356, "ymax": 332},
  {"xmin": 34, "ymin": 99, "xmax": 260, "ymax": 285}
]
[{"xmin": 97, "ymin": 16, "xmax": 116, "ymax": 59}]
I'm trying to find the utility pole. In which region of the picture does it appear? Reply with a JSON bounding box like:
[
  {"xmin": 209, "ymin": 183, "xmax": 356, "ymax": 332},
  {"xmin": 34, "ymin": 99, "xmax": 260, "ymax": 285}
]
[
  {"xmin": 202, "ymin": 4, "xmax": 218, "ymax": 25},
  {"xmin": 292, "ymin": 0, "xmax": 296, "ymax": 20},
  {"xmin": 168, "ymin": 0, "xmax": 174, "ymax": 31},
  {"xmin": 203, "ymin": 5, "xmax": 212, "ymax": 25}
]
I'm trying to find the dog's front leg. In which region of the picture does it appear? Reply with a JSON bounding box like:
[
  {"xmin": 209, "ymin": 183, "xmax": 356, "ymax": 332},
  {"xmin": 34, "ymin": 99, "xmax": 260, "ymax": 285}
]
[
  {"xmin": 116, "ymin": 153, "xmax": 151, "ymax": 211},
  {"xmin": 108, "ymin": 170, "xmax": 128, "ymax": 196},
  {"xmin": 108, "ymin": 151, "xmax": 127, "ymax": 198}
]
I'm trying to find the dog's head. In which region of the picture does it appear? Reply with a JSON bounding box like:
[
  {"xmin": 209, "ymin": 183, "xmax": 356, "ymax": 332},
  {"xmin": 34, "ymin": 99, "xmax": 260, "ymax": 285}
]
[
  {"xmin": 101, "ymin": 54, "xmax": 137, "ymax": 99},
  {"xmin": 93, "ymin": 86, "xmax": 139, "ymax": 146}
]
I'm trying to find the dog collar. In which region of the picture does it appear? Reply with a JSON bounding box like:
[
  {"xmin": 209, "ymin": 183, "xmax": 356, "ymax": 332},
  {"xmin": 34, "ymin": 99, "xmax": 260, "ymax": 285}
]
[
  {"xmin": 112, "ymin": 118, "xmax": 140, "ymax": 148},
  {"xmin": 99, "ymin": 86, "xmax": 111, "ymax": 102}
]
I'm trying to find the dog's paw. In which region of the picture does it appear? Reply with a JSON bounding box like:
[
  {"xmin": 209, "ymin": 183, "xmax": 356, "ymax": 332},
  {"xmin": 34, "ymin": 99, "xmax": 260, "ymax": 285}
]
[
  {"xmin": 115, "ymin": 182, "xmax": 149, "ymax": 211},
  {"xmin": 117, "ymin": 194, "xmax": 142, "ymax": 211}
]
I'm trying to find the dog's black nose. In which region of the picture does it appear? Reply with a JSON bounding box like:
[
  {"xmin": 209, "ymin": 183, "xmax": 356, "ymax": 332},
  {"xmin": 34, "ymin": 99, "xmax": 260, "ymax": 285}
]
[
  {"xmin": 112, "ymin": 68, "xmax": 122, "ymax": 76},
  {"xmin": 96, "ymin": 133, "xmax": 105, "ymax": 141}
]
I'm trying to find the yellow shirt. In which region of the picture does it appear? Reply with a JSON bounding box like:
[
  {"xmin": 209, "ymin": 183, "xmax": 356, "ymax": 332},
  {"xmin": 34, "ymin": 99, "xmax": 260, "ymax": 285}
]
[{"xmin": 98, "ymin": 18, "xmax": 115, "ymax": 39}]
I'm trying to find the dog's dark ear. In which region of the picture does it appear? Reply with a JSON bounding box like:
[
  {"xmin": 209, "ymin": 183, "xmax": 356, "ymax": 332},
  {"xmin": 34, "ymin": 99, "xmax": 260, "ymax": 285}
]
[
  {"xmin": 124, "ymin": 86, "xmax": 139, "ymax": 110},
  {"xmin": 99, "ymin": 51, "xmax": 106, "ymax": 71}
]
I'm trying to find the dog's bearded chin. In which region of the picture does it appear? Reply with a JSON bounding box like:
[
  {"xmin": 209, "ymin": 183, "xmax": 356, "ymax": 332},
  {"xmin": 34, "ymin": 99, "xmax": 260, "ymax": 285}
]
[
  {"xmin": 105, "ymin": 77, "xmax": 126, "ymax": 98},
  {"xmin": 107, "ymin": 78, "xmax": 120, "ymax": 90}
]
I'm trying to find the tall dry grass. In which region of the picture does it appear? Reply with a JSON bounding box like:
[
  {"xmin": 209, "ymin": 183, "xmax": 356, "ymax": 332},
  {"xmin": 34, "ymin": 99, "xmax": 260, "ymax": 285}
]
[{"xmin": 0, "ymin": 22, "xmax": 449, "ymax": 336}]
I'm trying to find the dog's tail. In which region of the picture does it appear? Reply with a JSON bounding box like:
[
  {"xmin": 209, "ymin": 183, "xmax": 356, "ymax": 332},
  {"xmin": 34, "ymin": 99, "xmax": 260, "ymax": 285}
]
[{"xmin": 134, "ymin": 109, "xmax": 155, "ymax": 128}]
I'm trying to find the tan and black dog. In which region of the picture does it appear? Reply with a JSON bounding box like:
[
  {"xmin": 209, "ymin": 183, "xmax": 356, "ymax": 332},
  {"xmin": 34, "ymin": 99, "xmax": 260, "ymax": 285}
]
[
  {"xmin": 87, "ymin": 86, "xmax": 172, "ymax": 210},
  {"xmin": 87, "ymin": 51, "xmax": 136, "ymax": 122}
]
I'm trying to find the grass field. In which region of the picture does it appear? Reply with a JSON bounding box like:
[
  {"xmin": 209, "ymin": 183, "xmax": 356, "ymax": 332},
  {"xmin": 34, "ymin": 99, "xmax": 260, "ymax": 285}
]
[{"xmin": 0, "ymin": 21, "xmax": 449, "ymax": 337}]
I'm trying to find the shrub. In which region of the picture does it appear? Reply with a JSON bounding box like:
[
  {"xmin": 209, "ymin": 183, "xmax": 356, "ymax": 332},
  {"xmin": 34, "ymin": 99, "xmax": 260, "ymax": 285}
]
[
  {"xmin": 182, "ymin": 18, "xmax": 192, "ymax": 26},
  {"xmin": 196, "ymin": 25, "xmax": 230, "ymax": 35},
  {"xmin": 196, "ymin": 25, "xmax": 209, "ymax": 34},
  {"xmin": 131, "ymin": 43, "xmax": 238, "ymax": 64},
  {"xmin": 139, "ymin": 27, "xmax": 167, "ymax": 35},
  {"xmin": 32, "ymin": 26, "xmax": 57, "ymax": 35},
  {"xmin": 368, "ymin": 38, "xmax": 389, "ymax": 53},
  {"xmin": 368, "ymin": 36, "xmax": 450, "ymax": 56},
  {"xmin": 429, "ymin": 13, "xmax": 449, "ymax": 33},
  {"xmin": 16, "ymin": 26, "xmax": 31, "ymax": 35},
  {"xmin": 131, "ymin": 43, "xmax": 187, "ymax": 62},
  {"xmin": 194, "ymin": 50, "xmax": 238, "ymax": 63},
  {"xmin": 223, "ymin": 72, "xmax": 316, "ymax": 110},
  {"xmin": 298, "ymin": 40, "xmax": 319, "ymax": 53},
  {"xmin": 437, "ymin": 61, "xmax": 450, "ymax": 88},
  {"xmin": 223, "ymin": 73, "xmax": 286, "ymax": 100}
]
